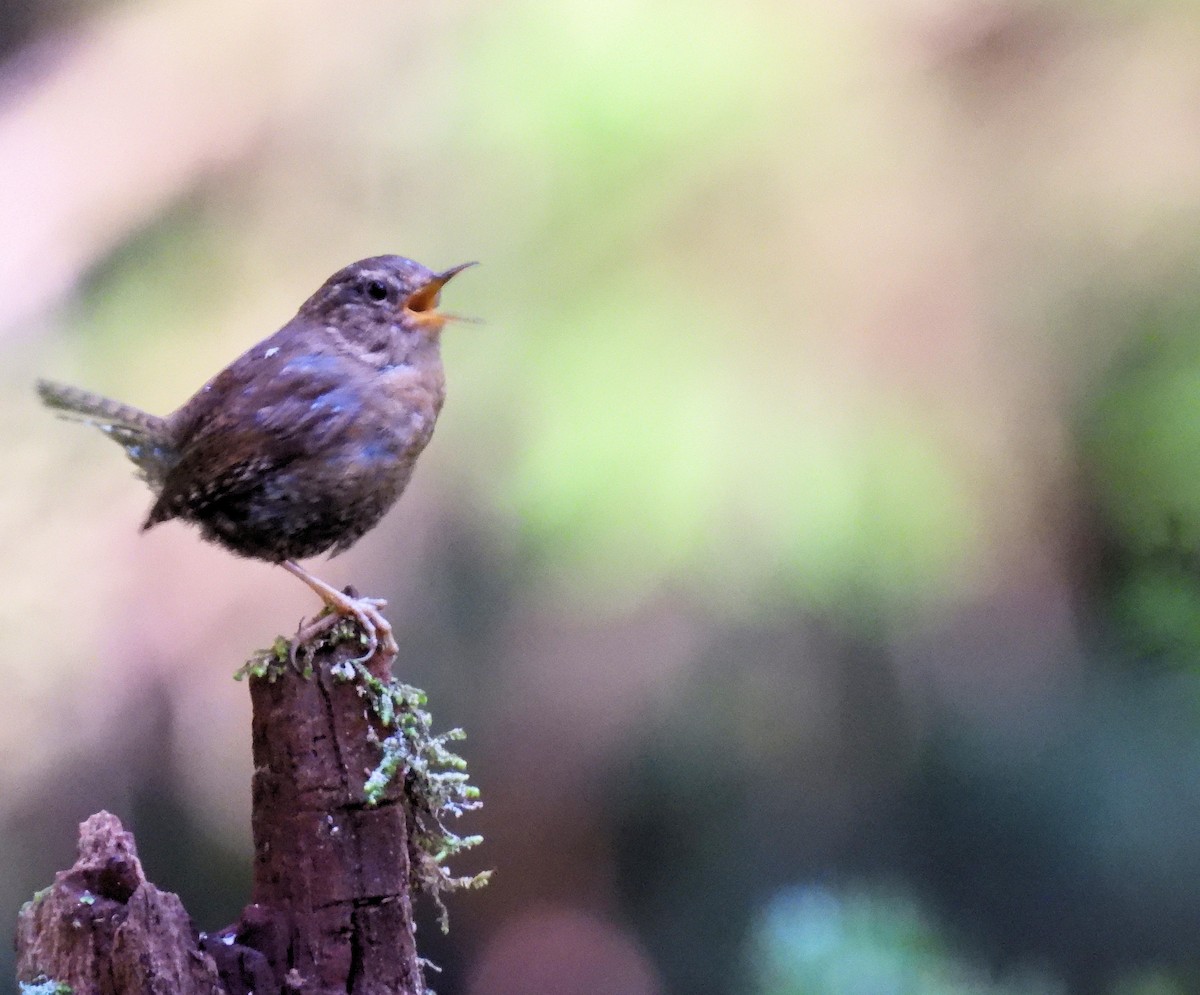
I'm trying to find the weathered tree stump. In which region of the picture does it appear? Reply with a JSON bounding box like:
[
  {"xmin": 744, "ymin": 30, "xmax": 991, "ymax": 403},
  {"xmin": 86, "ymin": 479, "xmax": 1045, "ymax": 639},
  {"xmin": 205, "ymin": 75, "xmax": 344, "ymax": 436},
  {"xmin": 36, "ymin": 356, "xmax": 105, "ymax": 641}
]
[
  {"xmin": 15, "ymin": 810, "xmax": 225, "ymax": 995},
  {"xmin": 15, "ymin": 626, "xmax": 484, "ymax": 995}
]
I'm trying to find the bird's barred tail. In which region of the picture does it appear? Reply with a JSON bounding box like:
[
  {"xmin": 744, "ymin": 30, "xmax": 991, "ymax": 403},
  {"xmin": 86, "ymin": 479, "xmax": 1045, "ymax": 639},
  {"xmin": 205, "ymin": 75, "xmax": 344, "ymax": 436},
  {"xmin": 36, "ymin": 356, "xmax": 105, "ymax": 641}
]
[
  {"xmin": 36, "ymin": 378, "xmax": 177, "ymax": 490},
  {"xmin": 37, "ymin": 379, "xmax": 165, "ymax": 434}
]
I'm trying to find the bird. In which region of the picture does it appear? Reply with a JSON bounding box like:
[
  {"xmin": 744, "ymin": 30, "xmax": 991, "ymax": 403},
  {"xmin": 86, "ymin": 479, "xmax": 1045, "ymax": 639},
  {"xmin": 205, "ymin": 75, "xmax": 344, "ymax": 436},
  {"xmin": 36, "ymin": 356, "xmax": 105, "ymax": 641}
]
[{"xmin": 37, "ymin": 254, "xmax": 475, "ymax": 664}]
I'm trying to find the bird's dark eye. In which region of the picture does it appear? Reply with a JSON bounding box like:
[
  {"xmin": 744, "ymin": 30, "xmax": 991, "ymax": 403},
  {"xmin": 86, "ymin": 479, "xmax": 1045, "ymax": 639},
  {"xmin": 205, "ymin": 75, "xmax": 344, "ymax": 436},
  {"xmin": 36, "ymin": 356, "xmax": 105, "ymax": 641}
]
[{"xmin": 365, "ymin": 280, "xmax": 388, "ymax": 302}]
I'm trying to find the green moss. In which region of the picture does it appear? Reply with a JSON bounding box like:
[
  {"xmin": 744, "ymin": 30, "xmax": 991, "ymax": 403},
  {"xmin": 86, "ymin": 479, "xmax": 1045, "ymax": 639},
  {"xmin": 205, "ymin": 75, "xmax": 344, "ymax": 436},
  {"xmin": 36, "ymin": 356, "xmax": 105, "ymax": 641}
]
[
  {"xmin": 18, "ymin": 886, "xmax": 52, "ymax": 919},
  {"xmin": 238, "ymin": 613, "xmax": 380, "ymax": 681},
  {"xmin": 234, "ymin": 636, "xmax": 292, "ymax": 682},
  {"xmin": 345, "ymin": 659, "xmax": 490, "ymax": 931}
]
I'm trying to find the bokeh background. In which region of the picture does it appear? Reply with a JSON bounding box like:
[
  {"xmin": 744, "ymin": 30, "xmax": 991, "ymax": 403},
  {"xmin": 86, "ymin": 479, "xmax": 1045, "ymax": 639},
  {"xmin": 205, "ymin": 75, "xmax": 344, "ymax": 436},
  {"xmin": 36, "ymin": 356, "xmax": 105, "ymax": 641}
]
[{"xmin": 4, "ymin": 0, "xmax": 1200, "ymax": 992}]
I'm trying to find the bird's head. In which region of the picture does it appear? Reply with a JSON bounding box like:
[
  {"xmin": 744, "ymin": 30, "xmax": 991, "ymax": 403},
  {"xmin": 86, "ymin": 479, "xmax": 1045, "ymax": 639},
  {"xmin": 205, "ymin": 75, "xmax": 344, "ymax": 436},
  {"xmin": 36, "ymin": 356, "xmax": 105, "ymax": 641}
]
[{"xmin": 299, "ymin": 255, "xmax": 476, "ymax": 362}]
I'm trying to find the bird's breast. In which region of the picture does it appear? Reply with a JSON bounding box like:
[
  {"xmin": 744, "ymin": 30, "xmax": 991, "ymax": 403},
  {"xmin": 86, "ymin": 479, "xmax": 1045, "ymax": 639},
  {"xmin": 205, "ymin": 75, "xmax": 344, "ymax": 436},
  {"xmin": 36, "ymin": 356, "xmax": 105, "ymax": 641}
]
[
  {"xmin": 324, "ymin": 364, "xmax": 444, "ymax": 475},
  {"xmin": 376, "ymin": 363, "xmax": 445, "ymax": 428}
]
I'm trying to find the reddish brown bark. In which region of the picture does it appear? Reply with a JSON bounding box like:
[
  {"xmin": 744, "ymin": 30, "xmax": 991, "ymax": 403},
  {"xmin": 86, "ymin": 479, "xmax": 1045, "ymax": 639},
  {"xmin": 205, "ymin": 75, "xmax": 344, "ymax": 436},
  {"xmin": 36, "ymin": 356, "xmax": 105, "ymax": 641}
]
[
  {"xmin": 15, "ymin": 634, "xmax": 441, "ymax": 995},
  {"xmin": 14, "ymin": 811, "xmax": 225, "ymax": 995},
  {"xmin": 224, "ymin": 641, "xmax": 425, "ymax": 995}
]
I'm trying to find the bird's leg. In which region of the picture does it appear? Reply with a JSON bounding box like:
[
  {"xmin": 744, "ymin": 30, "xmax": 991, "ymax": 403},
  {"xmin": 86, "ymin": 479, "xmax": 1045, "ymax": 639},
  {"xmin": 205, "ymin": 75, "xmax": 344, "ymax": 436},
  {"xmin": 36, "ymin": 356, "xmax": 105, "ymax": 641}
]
[{"xmin": 281, "ymin": 560, "xmax": 398, "ymax": 666}]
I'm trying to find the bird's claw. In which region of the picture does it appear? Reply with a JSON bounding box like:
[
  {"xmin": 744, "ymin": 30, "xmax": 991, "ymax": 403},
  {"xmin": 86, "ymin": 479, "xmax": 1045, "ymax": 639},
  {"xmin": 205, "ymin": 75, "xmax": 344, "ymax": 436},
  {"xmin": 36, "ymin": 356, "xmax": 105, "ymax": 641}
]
[
  {"xmin": 289, "ymin": 613, "xmax": 337, "ymax": 670},
  {"xmin": 288, "ymin": 593, "xmax": 397, "ymax": 670},
  {"xmin": 280, "ymin": 561, "xmax": 398, "ymax": 672},
  {"xmin": 343, "ymin": 597, "xmax": 397, "ymax": 667}
]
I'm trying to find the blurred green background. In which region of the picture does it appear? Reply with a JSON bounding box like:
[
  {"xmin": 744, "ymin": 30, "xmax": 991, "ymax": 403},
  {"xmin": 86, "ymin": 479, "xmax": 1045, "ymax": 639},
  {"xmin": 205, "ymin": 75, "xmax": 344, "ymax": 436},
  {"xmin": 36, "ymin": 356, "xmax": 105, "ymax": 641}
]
[{"xmin": 4, "ymin": 0, "xmax": 1200, "ymax": 992}]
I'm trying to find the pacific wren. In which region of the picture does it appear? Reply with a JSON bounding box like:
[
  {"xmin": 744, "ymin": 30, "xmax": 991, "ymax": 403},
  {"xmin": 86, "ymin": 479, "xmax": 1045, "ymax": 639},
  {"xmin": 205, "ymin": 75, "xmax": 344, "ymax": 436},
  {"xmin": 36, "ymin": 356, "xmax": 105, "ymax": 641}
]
[{"xmin": 37, "ymin": 255, "xmax": 474, "ymax": 663}]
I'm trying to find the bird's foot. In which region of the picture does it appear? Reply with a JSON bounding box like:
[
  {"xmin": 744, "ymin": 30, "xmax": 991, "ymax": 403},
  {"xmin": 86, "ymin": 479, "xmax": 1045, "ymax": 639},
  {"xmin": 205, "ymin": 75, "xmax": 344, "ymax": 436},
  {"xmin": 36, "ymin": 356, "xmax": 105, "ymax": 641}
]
[
  {"xmin": 289, "ymin": 613, "xmax": 337, "ymax": 670},
  {"xmin": 282, "ymin": 561, "xmax": 399, "ymax": 671}
]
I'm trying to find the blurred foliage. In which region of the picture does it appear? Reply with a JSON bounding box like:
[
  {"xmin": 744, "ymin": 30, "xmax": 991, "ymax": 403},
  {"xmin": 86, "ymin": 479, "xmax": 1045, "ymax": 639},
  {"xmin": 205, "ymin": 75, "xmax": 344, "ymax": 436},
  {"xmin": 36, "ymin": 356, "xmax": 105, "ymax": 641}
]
[
  {"xmin": 749, "ymin": 884, "xmax": 1063, "ymax": 995},
  {"xmin": 503, "ymin": 285, "xmax": 978, "ymax": 616},
  {"xmin": 1080, "ymin": 295, "xmax": 1200, "ymax": 668},
  {"xmin": 750, "ymin": 883, "xmax": 1198, "ymax": 995},
  {"xmin": 449, "ymin": 0, "xmax": 979, "ymax": 617},
  {"xmin": 454, "ymin": 0, "xmax": 795, "ymax": 252},
  {"xmin": 1110, "ymin": 971, "xmax": 1189, "ymax": 995},
  {"xmin": 72, "ymin": 205, "xmax": 235, "ymax": 379},
  {"xmin": 909, "ymin": 680, "xmax": 1200, "ymax": 976}
]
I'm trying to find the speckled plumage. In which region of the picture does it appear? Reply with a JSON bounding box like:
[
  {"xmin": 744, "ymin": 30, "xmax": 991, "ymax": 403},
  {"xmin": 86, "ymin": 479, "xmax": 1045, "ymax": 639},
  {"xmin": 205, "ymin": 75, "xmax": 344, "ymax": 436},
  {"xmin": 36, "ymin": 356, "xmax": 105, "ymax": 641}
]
[{"xmin": 38, "ymin": 255, "xmax": 473, "ymax": 662}]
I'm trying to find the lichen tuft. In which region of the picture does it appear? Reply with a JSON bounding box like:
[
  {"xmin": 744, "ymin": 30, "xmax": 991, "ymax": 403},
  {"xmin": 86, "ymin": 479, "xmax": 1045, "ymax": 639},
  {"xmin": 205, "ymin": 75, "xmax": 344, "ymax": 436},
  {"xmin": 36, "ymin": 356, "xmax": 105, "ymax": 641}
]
[
  {"xmin": 20, "ymin": 978, "xmax": 73, "ymax": 995},
  {"xmin": 348, "ymin": 659, "xmax": 489, "ymax": 930}
]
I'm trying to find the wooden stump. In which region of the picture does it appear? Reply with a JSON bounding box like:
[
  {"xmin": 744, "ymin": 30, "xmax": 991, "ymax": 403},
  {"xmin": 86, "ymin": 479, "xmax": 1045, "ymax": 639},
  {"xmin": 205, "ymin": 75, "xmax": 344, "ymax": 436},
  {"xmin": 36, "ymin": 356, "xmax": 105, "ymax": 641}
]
[{"xmin": 15, "ymin": 629, "xmax": 484, "ymax": 995}]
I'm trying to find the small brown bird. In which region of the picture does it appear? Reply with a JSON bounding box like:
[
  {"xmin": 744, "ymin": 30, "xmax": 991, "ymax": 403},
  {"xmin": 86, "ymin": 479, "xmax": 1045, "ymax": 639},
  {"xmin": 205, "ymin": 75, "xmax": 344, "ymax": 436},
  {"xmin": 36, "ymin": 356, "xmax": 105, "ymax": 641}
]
[{"xmin": 38, "ymin": 255, "xmax": 474, "ymax": 663}]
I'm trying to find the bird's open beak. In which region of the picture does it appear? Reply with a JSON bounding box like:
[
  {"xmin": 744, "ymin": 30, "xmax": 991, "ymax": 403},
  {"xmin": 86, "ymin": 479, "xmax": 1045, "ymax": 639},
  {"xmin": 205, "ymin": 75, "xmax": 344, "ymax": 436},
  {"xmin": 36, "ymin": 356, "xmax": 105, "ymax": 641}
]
[{"xmin": 404, "ymin": 262, "xmax": 478, "ymax": 330}]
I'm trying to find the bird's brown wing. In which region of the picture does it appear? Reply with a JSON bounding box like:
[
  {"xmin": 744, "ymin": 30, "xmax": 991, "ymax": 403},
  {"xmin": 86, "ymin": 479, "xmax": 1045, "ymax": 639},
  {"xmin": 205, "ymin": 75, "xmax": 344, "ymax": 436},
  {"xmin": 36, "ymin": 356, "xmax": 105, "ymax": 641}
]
[
  {"xmin": 144, "ymin": 426, "xmax": 294, "ymax": 529},
  {"xmin": 147, "ymin": 322, "xmax": 357, "ymax": 529}
]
